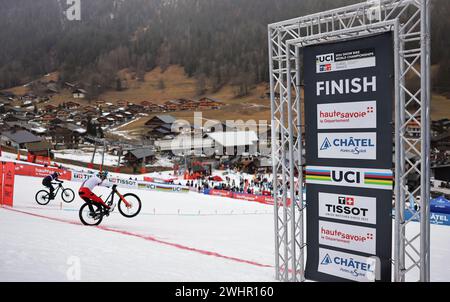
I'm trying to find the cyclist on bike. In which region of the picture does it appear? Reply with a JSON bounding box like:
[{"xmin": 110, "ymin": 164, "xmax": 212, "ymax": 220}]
[
  {"xmin": 42, "ymin": 172, "xmax": 62, "ymax": 200},
  {"xmin": 78, "ymin": 171, "xmax": 112, "ymax": 213}
]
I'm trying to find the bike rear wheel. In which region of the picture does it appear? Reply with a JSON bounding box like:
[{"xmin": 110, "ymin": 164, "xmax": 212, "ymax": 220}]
[
  {"xmin": 35, "ymin": 190, "xmax": 51, "ymax": 205},
  {"xmin": 118, "ymin": 193, "xmax": 142, "ymax": 218},
  {"xmin": 61, "ymin": 188, "xmax": 75, "ymax": 203},
  {"xmin": 79, "ymin": 203, "xmax": 103, "ymax": 226}
]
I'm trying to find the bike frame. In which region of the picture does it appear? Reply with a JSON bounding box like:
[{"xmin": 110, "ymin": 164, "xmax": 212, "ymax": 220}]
[
  {"xmin": 104, "ymin": 186, "xmax": 132, "ymax": 209},
  {"xmin": 50, "ymin": 182, "xmax": 63, "ymax": 195}
]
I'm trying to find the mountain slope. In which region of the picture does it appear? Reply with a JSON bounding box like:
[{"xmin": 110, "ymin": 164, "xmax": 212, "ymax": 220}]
[{"xmin": 0, "ymin": 0, "xmax": 449, "ymax": 95}]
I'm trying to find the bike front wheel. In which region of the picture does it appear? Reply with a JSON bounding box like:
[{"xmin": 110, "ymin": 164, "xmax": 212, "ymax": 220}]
[
  {"xmin": 35, "ymin": 190, "xmax": 51, "ymax": 205},
  {"xmin": 79, "ymin": 203, "xmax": 103, "ymax": 226},
  {"xmin": 118, "ymin": 193, "xmax": 142, "ymax": 218},
  {"xmin": 61, "ymin": 188, "xmax": 75, "ymax": 203}
]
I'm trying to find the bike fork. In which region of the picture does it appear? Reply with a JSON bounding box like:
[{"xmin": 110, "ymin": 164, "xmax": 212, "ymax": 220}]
[{"xmin": 116, "ymin": 192, "xmax": 131, "ymax": 208}]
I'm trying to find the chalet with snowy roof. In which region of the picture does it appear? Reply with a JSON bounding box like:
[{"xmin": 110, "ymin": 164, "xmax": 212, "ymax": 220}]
[
  {"xmin": 72, "ymin": 88, "xmax": 87, "ymax": 99},
  {"xmin": 206, "ymin": 130, "xmax": 259, "ymax": 156}
]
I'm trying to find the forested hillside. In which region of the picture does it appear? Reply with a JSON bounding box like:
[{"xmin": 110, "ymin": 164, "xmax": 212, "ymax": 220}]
[{"xmin": 0, "ymin": 0, "xmax": 448, "ymax": 97}]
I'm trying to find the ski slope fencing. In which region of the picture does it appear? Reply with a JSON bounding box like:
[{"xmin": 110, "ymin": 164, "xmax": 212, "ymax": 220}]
[
  {"xmin": 10, "ymin": 161, "xmax": 189, "ymax": 194},
  {"xmin": 203, "ymin": 189, "xmax": 287, "ymax": 206},
  {"xmin": 71, "ymin": 171, "xmax": 189, "ymax": 193}
]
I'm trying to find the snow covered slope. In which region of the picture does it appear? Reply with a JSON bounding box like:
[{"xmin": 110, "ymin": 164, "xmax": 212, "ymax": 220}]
[
  {"xmin": 0, "ymin": 176, "xmax": 275, "ymax": 281},
  {"xmin": 0, "ymin": 175, "xmax": 449, "ymax": 281}
]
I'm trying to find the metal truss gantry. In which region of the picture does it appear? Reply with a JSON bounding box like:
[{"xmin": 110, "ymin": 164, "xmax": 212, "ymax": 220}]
[{"xmin": 268, "ymin": 0, "xmax": 431, "ymax": 282}]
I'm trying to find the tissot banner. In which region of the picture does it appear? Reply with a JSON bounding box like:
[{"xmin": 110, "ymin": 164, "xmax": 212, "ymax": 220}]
[{"xmin": 304, "ymin": 33, "xmax": 394, "ymax": 282}]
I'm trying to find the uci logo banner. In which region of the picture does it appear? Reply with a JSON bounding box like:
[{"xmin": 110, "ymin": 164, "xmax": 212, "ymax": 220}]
[{"xmin": 306, "ymin": 166, "xmax": 393, "ymax": 190}]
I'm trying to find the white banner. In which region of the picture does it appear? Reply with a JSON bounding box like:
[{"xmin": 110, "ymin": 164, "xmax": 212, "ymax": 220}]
[
  {"xmin": 319, "ymin": 220, "xmax": 376, "ymax": 254},
  {"xmin": 318, "ymin": 192, "xmax": 376, "ymax": 224},
  {"xmin": 318, "ymin": 248, "xmax": 377, "ymax": 282},
  {"xmin": 316, "ymin": 49, "xmax": 376, "ymax": 74},
  {"xmin": 318, "ymin": 132, "xmax": 377, "ymax": 160},
  {"xmin": 71, "ymin": 172, "xmax": 189, "ymax": 193},
  {"xmin": 317, "ymin": 101, "xmax": 377, "ymax": 129}
]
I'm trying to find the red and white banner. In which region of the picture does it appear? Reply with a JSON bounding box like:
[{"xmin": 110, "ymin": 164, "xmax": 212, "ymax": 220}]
[
  {"xmin": 27, "ymin": 154, "xmax": 51, "ymax": 166},
  {"xmin": 207, "ymin": 189, "xmax": 291, "ymax": 206},
  {"xmin": 208, "ymin": 189, "xmax": 234, "ymax": 198},
  {"xmin": 3, "ymin": 162, "xmax": 16, "ymax": 206},
  {"xmin": 233, "ymin": 192, "xmax": 272, "ymax": 204},
  {"xmin": 143, "ymin": 176, "xmax": 177, "ymax": 184}
]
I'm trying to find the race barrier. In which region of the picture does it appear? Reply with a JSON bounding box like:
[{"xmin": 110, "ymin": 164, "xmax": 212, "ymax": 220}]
[
  {"xmin": 204, "ymin": 189, "xmax": 291, "ymax": 206},
  {"xmin": 400, "ymin": 210, "xmax": 450, "ymax": 227},
  {"xmin": 0, "ymin": 163, "xmax": 3, "ymax": 205},
  {"xmin": 391, "ymin": 196, "xmax": 450, "ymax": 227},
  {"xmin": 27, "ymin": 154, "xmax": 51, "ymax": 166},
  {"xmin": 15, "ymin": 163, "xmax": 72, "ymax": 180},
  {"xmin": 0, "ymin": 162, "xmax": 16, "ymax": 207},
  {"xmin": 71, "ymin": 171, "xmax": 189, "ymax": 194},
  {"xmin": 143, "ymin": 176, "xmax": 179, "ymax": 184},
  {"xmin": 2, "ymin": 160, "xmax": 189, "ymax": 197}
]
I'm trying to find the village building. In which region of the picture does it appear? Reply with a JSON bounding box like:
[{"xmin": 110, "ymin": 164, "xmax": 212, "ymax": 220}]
[
  {"xmin": 117, "ymin": 100, "xmax": 128, "ymax": 107},
  {"xmin": 197, "ymin": 97, "xmax": 223, "ymax": 110},
  {"xmin": 26, "ymin": 140, "xmax": 52, "ymax": 158},
  {"xmin": 44, "ymin": 104, "xmax": 57, "ymax": 113},
  {"xmin": 48, "ymin": 123, "xmax": 87, "ymax": 149},
  {"xmin": 155, "ymin": 136, "xmax": 214, "ymax": 156},
  {"xmin": 164, "ymin": 100, "xmax": 180, "ymax": 111},
  {"xmin": 206, "ymin": 130, "xmax": 259, "ymax": 156},
  {"xmin": 65, "ymin": 101, "xmax": 81, "ymax": 110},
  {"xmin": 56, "ymin": 109, "xmax": 71, "ymax": 120},
  {"xmin": 124, "ymin": 148, "xmax": 156, "ymax": 166},
  {"xmin": 406, "ymin": 118, "xmax": 421, "ymax": 138},
  {"xmin": 145, "ymin": 115, "xmax": 176, "ymax": 129},
  {"xmin": 72, "ymin": 88, "xmax": 87, "ymax": 99},
  {"xmin": 145, "ymin": 115, "xmax": 177, "ymax": 138},
  {"xmin": 179, "ymin": 99, "xmax": 199, "ymax": 111},
  {"xmin": 1, "ymin": 130, "xmax": 43, "ymax": 149}
]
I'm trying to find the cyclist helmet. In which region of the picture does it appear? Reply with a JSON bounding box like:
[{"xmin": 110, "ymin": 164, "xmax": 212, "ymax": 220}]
[
  {"xmin": 97, "ymin": 171, "xmax": 109, "ymax": 180},
  {"xmin": 52, "ymin": 172, "xmax": 60, "ymax": 178}
]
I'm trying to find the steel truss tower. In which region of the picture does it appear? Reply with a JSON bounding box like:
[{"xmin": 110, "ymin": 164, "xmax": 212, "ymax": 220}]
[{"xmin": 268, "ymin": 0, "xmax": 431, "ymax": 282}]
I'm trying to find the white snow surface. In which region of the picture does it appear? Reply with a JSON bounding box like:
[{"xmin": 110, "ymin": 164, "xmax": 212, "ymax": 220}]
[{"xmin": 0, "ymin": 175, "xmax": 275, "ymax": 282}]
